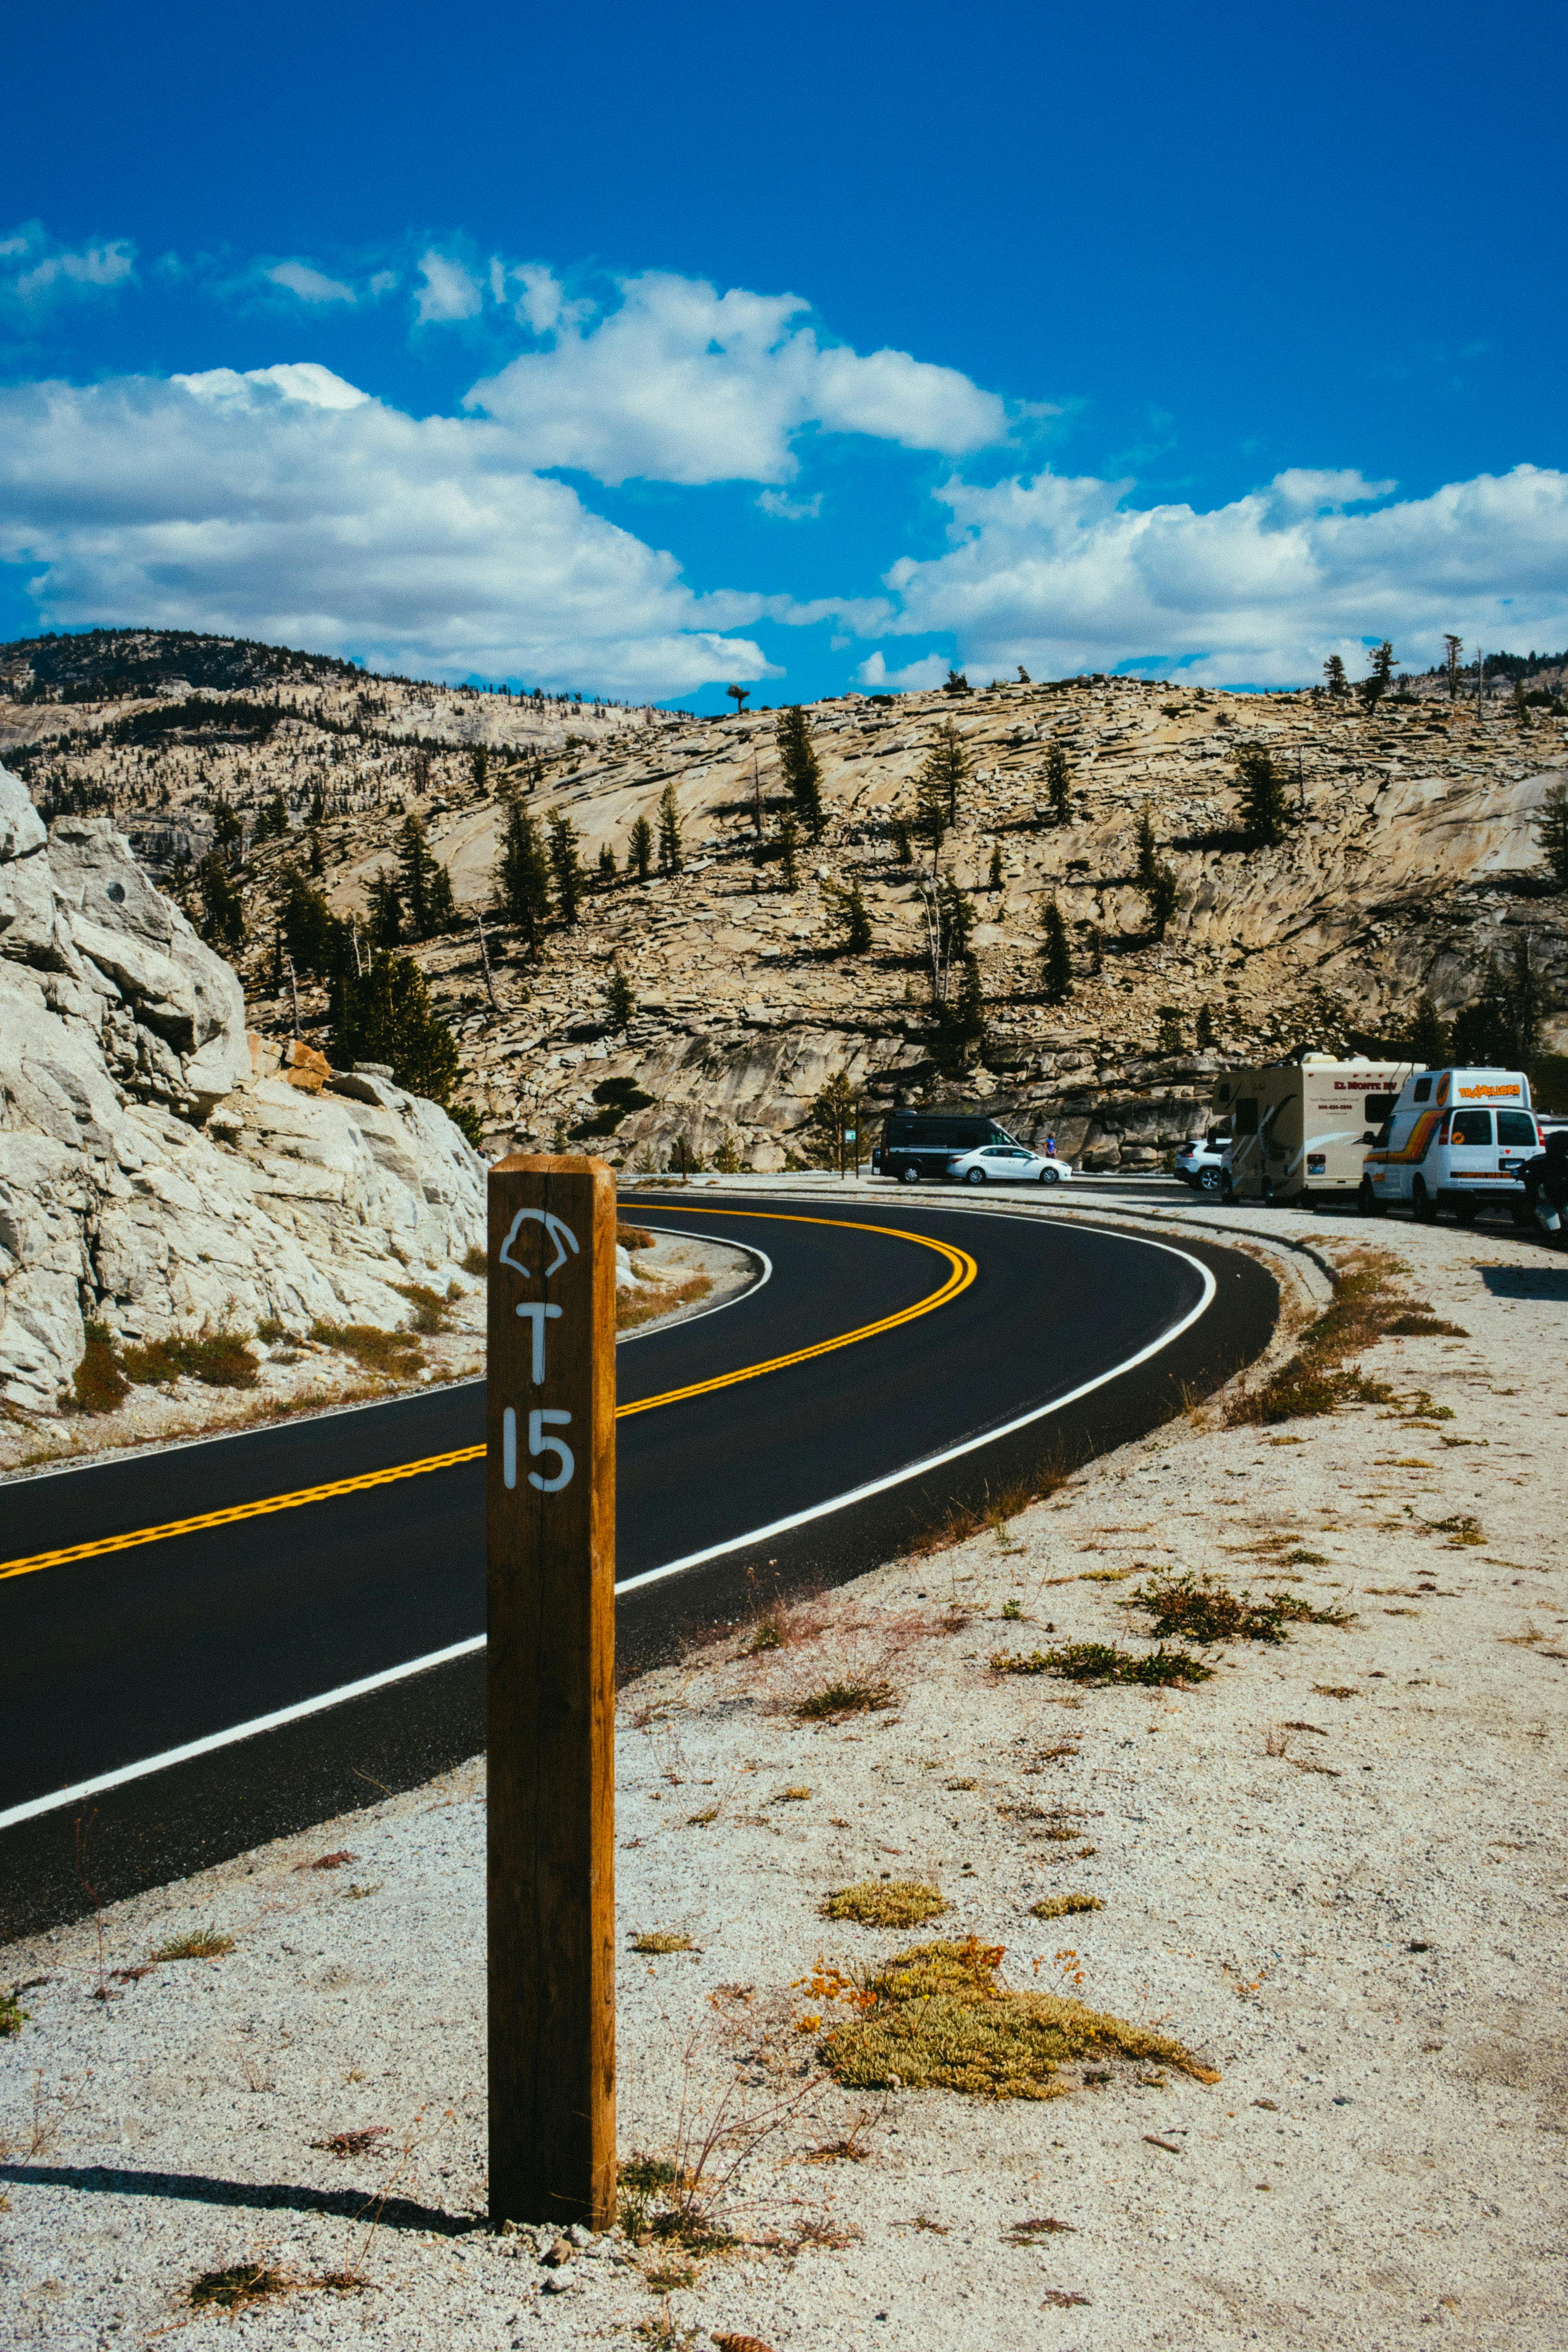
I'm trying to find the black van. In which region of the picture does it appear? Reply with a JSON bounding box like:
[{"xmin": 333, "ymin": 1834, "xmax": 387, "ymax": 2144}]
[{"xmin": 874, "ymin": 1110, "xmax": 1020, "ymax": 1182}]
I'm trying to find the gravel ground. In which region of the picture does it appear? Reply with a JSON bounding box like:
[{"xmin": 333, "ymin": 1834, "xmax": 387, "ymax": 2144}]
[{"xmin": 2, "ymin": 1216, "xmax": 1565, "ymax": 2350}]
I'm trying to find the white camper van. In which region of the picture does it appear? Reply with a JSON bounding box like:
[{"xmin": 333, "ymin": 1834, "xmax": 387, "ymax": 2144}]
[
  {"xmin": 1213, "ymin": 1055, "xmax": 1417, "ymax": 1206},
  {"xmin": 1359, "ymin": 1066, "xmax": 1539, "ymax": 1224}
]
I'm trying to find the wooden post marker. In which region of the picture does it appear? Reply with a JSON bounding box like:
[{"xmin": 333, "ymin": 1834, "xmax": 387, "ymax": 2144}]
[{"xmin": 487, "ymin": 1152, "xmax": 616, "ymax": 2230}]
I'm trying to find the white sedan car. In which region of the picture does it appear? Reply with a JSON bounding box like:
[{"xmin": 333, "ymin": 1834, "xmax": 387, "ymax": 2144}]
[{"xmin": 946, "ymin": 1142, "xmax": 1075, "ymax": 1187}]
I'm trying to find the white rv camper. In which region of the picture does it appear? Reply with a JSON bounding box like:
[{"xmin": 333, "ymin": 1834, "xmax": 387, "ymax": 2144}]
[{"xmin": 1213, "ymin": 1054, "xmax": 1418, "ymax": 1206}]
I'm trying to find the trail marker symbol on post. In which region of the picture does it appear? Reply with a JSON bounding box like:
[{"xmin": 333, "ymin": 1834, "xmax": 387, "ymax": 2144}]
[{"xmin": 487, "ymin": 1152, "xmax": 616, "ymax": 2230}]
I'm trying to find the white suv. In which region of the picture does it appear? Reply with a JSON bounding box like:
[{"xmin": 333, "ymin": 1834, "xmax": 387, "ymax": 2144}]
[{"xmin": 1174, "ymin": 1130, "xmax": 1231, "ymax": 1193}]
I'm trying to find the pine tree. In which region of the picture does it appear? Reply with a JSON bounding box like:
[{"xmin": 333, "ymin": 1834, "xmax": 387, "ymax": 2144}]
[
  {"xmin": 1017, "ymin": 665, "xmax": 1031, "ymax": 684},
  {"xmin": 472, "ymin": 744, "xmax": 489, "ymax": 793},
  {"xmin": 1046, "ymin": 742, "xmax": 1072, "ymax": 824},
  {"xmin": 1537, "ymin": 781, "xmax": 1568, "ymax": 889},
  {"xmin": 307, "ymin": 827, "xmax": 325, "ymax": 876},
  {"xmin": 597, "ymin": 841, "xmax": 616, "ymax": 886},
  {"xmin": 211, "ymin": 796, "xmax": 244, "ymax": 867},
  {"xmin": 1155, "ymin": 1006, "xmax": 1183, "ymax": 1057},
  {"xmin": 1235, "ymin": 745, "xmax": 1290, "ymax": 847},
  {"xmin": 1323, "ymin": 654, "xmax": 1348, "ymax": 697},
  {"xmin": 1443, "ymin": 634, "xmax": 1464, "ymax": 701},
  {"xmin": 495, "ymin": 803, "xmax": 551, "ymax": 956},
  {"xmin": 1195, "ymin": 1002, "xmax": 1216, "ymax": 1050},
  {"xmin": 1041, "ymin": 895, "xmax": 1072, "ymax": 1003},
  {"xmin": 914, "ymin": 765, "xmax": 947, "ymax": 863},
  {"xmin": 396, "ymin": 813, "xmax": 453, "ymax": 940},
  {"xmin": 198, "ymin": 853, "xmax": 245, "ymax": 956},
  {"xmin": 806, "ymin": 1072, "xmax": 857, "ymax": 1171},
  {"xmin": 606, "ymin": 962, "xmax": 636, "ymax": 1029},
  {"xmin": 943, "ymin": 668, "xmax": 969, "ymax": 695},
  {"xmin": 726, "ymin": 683, "xmax": 750, "ymax": 719},
  {"xmin": 826, "ymin": 879, "xmax": 873, "ymax": 953},
  {"xmin": 254, "ymin": 789, "xmax": 288, "ymax": 842},
  {"xmin": 919, "ymin": 720, "xmax": 969, "ymax": 828},
  {"xmin": 330, "ymin": 950, "xmax": 463, "ymax": 1109},
  {"xmin": 279, "ymin": 867, "xmax": 345, "ymax": 978},
  {"xmin": 629, "ymin": 814, "xmax": 653, "ymax": 882},
  {"xmin": 947, "ymin": 955, "xmax": 985, "ymax": 1050},
  {"xmin": 1135, "ymin": 803, "xmax": 1157, "ymax": 885},
  {"xmin": 366, "ymin": 868, "xmax": 402, "ymax": 947},
  {"xmin": 547, "ymin": 811, "xmax": 584, "ymax": 925},
  {"xmin": 1361, "ymin": 640, "xmax": 1396, "ymax": 711},
  {"xmin": 775, "ymin": 707, "xmax": 824, "ymax": 837},
  {"xmin": 1146, "ymin": 860, "xmax": 1179, "ymax": 940},
  {"xmin": 987, "ymin": 842, "xmax": 1004, "ymax": 891},
  {"xmin": 1409, "ymin": 993, "xmax": 1449, "ymax": 1069},
  {"xmin": 892, "ymin": 816, "xmax": 913, "ymax": 865},
  {"xmin": 656, "ymin": 782, "xmax": 683, "ymax": 874},
  {"xmin": 777, "ymin": 815, "xmax": 799, "ymax": 888}
]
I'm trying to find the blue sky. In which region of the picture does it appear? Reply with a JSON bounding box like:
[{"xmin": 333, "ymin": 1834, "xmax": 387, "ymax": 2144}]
[{"xmin": 2, "ymin": 0, "xmax": 1564, "ymax": 709}]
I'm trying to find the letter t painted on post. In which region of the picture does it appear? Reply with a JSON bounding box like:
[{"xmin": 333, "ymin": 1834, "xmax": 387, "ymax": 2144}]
[{"xmin": 486, "ymin": 1151, "xmax": 617, "ymax": 2230}]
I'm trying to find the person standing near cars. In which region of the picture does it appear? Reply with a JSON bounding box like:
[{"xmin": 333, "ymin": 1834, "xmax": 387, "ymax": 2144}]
[{"xmin": 1534, "ymin": 1127, "xmax": 1568, "ymax": 1237}]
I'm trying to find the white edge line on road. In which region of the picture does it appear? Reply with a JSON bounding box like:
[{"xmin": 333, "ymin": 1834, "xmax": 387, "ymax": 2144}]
[
  {"xmin": 614, "ymin": 1226, "xmax": 1216, "ymax": 1594},
  {"xmin": 0, "ymin": 1637, "xmax": 487, "ymax": 1833},
  {"xmin": 3, "ymin": 1219, "xmax": 1213, "ymax": 1830},
  {"xmin": 618, "ymin": 1234, "xmax": 772, "ymax": 1341}
]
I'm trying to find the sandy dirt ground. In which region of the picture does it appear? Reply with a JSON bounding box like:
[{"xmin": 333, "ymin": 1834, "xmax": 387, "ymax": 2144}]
[{"xmin": 2, "ymin": 1213, "xmax": 1565, "ymax": 2350}]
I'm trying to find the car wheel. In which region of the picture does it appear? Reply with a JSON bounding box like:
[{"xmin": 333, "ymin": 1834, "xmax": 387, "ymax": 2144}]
[
  {"xmin": 1359, "ymin": 1177, "xmax": 1384, "ymax": 1217},
  {"xmin": 899, "ymin": 1163, "xmax": 920, "ymax": 1184},
  {"xmin": 1038, "ymin": 1166, "xmax": 1061, "ymax": 1184},
  {"xmin": 965, "ymin": 1167, "xmax": 987, "ymax": 1186},
  {"xmin": 1198, "ymin": 1167, "xmax": 1221, "ymax": 1193},
  {"xmin": 1412, "ymin": 1176, "xmax": 1437, "ymax": 1224},
  {"xmin": 1454, "ymin": 1195, "xmax": 1477, "ymax": 1225}
]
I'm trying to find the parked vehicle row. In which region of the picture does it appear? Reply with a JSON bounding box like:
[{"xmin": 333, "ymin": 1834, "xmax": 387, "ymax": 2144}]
[{"xmin": 873, "ymin": 1060, "xmax": 1565, "ymax": 1230}]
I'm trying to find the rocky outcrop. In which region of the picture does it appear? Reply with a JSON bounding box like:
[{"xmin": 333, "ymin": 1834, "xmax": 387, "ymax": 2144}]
[{"xmin": 0, "ymin": 767, "xmax": 484, "ymax": 1413}]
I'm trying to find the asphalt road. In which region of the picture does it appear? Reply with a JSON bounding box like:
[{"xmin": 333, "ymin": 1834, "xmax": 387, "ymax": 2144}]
[{"xmin": 0, "ymin": 1192, "xmax": 1276, "ymax": 1936}]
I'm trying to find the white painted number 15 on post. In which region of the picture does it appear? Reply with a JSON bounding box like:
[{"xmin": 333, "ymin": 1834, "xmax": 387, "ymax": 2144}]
[{"xmin": 497, "ymin": 1207, "xmax": 579, "ymax": 1494}]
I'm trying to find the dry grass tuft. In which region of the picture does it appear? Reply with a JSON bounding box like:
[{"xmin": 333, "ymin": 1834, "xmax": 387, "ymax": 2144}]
[
  {"xmin": 617, "ymin": 1271, "xmax": 712, "ymax": 1332},
  {"xmin": 1130, "ymin": 1571, "xmax": 1352, "ymax": 1645},
  {"xmin": 618, "ymin": 1222, "xmax": 656, "ymax": 1250},
  {"xmin": 0, "ymin": 1990, "xmax": 31, "ymax": 2036},
  {"xmin": 820, "ymin": 1937, "xmax": 1218, "ymax": 2098},
  {"xmin": 122, "ymin": 1330, "xmax": 260, "ymax": 1389},
  {"xmin": 822, "ymin": 1882, "xmax": 949, "ymax": 1929},
  {"xmin": 150, "ymin": 1925, "xmax": 235, "ymax": 1962},
  {"xmin": 1227, "ymin": 1254, "xmax": 1424, "ymax": 1427},
  {"xmin": 460, "ymin": 1244, "xmax": 488, "ymax": 1277},
  {"xmin": 1029, "ymin": 1895, "xmax": 1105, "ymax": 1920},
  {"xmin": 992, "ymin": 1642, "xmax": 1212, "ymax": 1688},
  {"xmin": 632, "ymin": 1932, "xmax": 699, "ymax": 1954},
  {"xmin": 309, "ymin": 1320, "xmax": 424, "ymax": 1377},
  {"xmin": 392, "ymin": 1281, "xmax": 452, "ymax": 1335},
  {"xmin": 69, "ymin": 1320, "xmax": 129, "ymax": 1414},
  {"xmin": 190, "ymin": 2263, "xmax": 294, "ymax": 2313},
  {"xmin": 794, "ymin": 1678, "xmax": 897, "ymax": 1721}
]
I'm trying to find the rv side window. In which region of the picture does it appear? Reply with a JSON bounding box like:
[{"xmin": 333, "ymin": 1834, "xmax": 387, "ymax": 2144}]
[
  {"xmin": 1497, "ymin": 1111, "xmax": 1537, "ymax": 1146},
  {"xmin": 1363, "ymin": 1094, "xmax": 1395, "ymax": 1125},
  {"xmin": 1450, "ymin": 1110, "xmax": 1491, "ymax": 1146},
  {"xmin": 1413, "ymin": 1077, "xmax": 1433, "ymax": 1103},
  {"xmin": 1234, "ymin": 1098, "xmax": 1259, "ymax": 1135}
]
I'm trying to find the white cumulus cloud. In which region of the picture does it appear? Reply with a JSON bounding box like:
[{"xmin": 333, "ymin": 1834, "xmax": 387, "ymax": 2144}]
[
  {"xmin": 466, "ymin": 270, "xmax": 1006, "ymax": 485},
  {"xmin": 415, "ymin": 249, "xmax": 483, "ymax": 324},
  {"xmin": 2, "ymin": 223, "xmax": 136, "ymax": 311},
  {"xmin": 864, "ymin": 463, "xmax": 1568, "ymax": 686},
  {"xmin": 0, "ymin": 366, "xmax": 774, "ymax": 695},
  {"xmin": 265, "ymin": 260, "xmax": 357, "ymax": 305}
]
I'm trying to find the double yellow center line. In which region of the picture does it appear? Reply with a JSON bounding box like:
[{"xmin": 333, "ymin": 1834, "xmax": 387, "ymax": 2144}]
[{"xmin": 0, "ymin": 1209, "xmax": 974, "ymax": 1586}]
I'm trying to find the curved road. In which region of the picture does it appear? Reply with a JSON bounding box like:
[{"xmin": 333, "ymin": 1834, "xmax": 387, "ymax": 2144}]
[{"xmin": 0, "ymin": 1191, "xmax": 1275, "ymax": 1934}]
